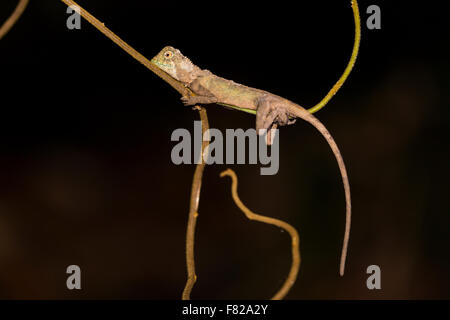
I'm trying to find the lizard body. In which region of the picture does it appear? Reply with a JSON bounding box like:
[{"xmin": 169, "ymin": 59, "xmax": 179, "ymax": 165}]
[{"xmin": 151, "ymin": 46, "xmax": 351, "ymax": 276}]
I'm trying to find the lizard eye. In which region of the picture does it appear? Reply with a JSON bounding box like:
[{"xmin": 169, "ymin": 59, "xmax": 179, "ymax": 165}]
[{"xmin": 164, "ymin": 51, "xmax": 173, "ymax": 59}]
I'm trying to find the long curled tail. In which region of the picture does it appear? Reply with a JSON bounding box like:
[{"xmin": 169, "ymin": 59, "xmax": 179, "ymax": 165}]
[{"xmin": 287, "ymin": 103, "xmax": 352, "ymax": 276}]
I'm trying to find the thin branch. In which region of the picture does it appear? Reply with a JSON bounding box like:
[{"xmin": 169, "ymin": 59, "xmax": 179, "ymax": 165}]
[
  {"xmin": 307, "ymin": 0, "xmax": 361, "ymax": 114},
  {"xmin": 220, "ymin": 169, "xmax": 300, "ymax": 300},
  {"xmin": 0, "ymin": 0, "xmax": 29, "ymax": 40},
  {"xmin": 182, "ymin": 106, "xmax": 209, "ymax": 300}
]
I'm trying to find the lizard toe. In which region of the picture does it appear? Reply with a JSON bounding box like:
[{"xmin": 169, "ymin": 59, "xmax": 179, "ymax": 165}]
[{"xmin": 181, "ymin": 96, "xmax": 195, "ymax": 106}]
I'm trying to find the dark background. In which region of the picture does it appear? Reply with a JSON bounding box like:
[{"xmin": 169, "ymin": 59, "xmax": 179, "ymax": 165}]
[{"xmin": 0, "ymin": 0, "xmax": 448, "ymax": 299}]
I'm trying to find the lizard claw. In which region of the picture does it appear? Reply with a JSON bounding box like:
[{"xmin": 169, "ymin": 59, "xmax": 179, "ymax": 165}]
[{"xmin": 181, "ymin": 96, "xmax": 194, "ymax": 106}]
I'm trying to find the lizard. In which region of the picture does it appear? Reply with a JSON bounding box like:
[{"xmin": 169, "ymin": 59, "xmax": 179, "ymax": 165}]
[{"xmin": 151, "ymin": 46, "xmax": 351, "ymax": 276}]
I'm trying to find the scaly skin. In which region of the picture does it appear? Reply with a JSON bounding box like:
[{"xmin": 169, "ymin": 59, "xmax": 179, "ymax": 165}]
[{"xmin": 151, "ymin": 46, "xmax": 351, "ymax": 276}]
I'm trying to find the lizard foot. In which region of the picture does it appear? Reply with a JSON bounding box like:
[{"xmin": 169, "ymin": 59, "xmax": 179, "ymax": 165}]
[{"xmin": 181, "ymin": 96, "xmax": 195, "ymax": 106}]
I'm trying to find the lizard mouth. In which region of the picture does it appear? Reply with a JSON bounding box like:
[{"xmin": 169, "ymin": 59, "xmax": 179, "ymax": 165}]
[{"xmin": 151, "ymin": 59, "xmax": 172, "ymax": 69}]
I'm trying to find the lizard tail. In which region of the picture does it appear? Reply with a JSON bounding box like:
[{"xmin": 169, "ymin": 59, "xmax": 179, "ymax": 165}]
[{"xmin": 287, "ymin": 104, "xmax": 351, "ymax": 276}]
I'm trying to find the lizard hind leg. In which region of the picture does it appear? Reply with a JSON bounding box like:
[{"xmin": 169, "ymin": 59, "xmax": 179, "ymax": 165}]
[{"xmin": 181, "ymin": 95, "xmax": 218, "ymax": 106}]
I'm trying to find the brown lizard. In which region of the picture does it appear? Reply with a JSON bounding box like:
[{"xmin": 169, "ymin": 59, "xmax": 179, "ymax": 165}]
[{"xmin": 151, "ymin": 46, "xmax": 351, "ymax": 276}]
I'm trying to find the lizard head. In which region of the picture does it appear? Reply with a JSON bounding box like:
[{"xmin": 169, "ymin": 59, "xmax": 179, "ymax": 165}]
[{"xmin": 151, "ymin": 46, "xmax": 201, "ymax": 85}]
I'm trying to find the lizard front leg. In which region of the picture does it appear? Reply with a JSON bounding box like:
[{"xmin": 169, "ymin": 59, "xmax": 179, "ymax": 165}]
[{"xmin": 181, "ymin": 95, "xmax": 218, "ymax": 106}]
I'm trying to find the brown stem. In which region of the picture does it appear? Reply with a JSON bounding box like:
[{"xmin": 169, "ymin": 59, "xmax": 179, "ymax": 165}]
[
  {"xmin": 0, "ymin": 0, "xmax": 29, "ymax": 40},
  {"xmin": 220, "ymin": 169, "xmax": 300, "ymax": 300}
]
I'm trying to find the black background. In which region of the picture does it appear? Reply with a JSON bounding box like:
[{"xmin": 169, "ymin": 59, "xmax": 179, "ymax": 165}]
[{"xmin": 0, "ymin": 0, "xmax": 448, "ymax": 299}]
